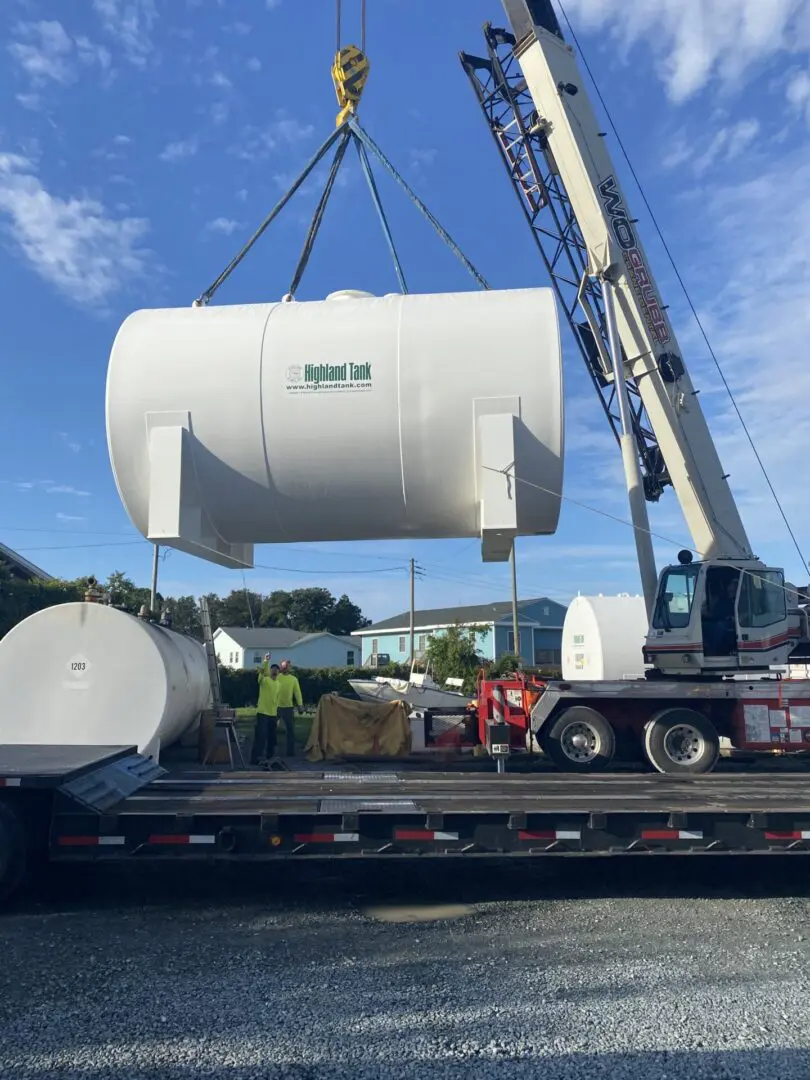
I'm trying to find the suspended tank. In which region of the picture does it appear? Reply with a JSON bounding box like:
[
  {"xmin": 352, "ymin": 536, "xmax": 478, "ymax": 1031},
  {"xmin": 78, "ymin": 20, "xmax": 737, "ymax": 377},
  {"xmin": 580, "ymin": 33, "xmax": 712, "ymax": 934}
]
[
  {"xmin": 0, "ymin": 603, "xmax": 210, "ymax": 760},
  {"xmin": 562, "ymin": 594, "xmax": 650, "ymax": 681},
  {"xmin": 105, "ymin": 287, "xmax": 564, "ymax": 567}
]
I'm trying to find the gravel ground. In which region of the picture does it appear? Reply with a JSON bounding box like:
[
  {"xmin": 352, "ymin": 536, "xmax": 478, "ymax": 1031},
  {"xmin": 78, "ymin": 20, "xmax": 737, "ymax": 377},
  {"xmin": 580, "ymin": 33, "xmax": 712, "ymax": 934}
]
[{"xmin": 2, "ymin": 858, "xmax": 810, "ymax": 1079}]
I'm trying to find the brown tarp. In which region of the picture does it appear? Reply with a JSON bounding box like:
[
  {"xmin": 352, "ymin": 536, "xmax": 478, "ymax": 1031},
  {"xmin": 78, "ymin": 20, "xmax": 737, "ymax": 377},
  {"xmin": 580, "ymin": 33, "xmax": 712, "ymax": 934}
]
[{"xmin": 305, "ymin": 695, "xmax": 412, "ymax": 761}]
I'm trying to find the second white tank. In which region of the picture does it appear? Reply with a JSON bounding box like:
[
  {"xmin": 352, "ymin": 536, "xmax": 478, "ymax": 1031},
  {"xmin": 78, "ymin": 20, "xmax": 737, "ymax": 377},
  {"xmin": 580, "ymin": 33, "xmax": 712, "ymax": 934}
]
[
  {"xmin": 106, "ymin": 287, "xmax": 564, "ymax": 566},
  {"xmin": 562, "ymin": 594, "xmax": 650, "ymax": 681},
  {"xmin": 0, "ymin": 603, "xmax": 211, "ymax": 760}
]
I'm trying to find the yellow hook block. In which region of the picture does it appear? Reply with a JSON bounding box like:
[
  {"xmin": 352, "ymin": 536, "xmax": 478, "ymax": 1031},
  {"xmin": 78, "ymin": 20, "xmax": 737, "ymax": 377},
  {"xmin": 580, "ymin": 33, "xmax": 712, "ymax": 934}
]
[{"xmin": 332, "ymin": 44, "xmax": 370, "ymax": 126}]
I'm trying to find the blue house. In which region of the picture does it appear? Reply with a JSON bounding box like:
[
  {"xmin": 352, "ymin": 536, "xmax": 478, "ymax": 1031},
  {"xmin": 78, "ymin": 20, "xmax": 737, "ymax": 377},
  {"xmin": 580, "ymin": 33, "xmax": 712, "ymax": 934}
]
[{"xmin": 354, "ymin": 597, "xmax": 566, "ymax": 667}]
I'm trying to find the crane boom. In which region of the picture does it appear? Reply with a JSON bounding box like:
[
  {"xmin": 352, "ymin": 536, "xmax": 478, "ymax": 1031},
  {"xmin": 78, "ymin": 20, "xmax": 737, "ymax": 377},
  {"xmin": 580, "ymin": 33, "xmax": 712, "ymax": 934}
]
[{"xmin": 499, "ymin": 0, "xmax": 753, "ymax": 563}]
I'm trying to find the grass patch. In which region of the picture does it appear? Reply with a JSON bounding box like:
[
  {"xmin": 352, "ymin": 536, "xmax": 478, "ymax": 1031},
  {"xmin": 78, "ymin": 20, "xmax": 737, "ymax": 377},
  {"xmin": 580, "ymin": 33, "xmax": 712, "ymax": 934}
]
[{"xmin": 235, "ymin": 707, "xmax": 314, "ymax": 747}]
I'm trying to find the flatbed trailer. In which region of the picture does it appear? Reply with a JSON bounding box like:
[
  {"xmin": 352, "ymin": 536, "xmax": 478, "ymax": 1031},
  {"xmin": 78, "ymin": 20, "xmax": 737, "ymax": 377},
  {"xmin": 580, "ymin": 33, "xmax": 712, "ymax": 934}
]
[{"xmin": 5, "ymin": 744, "xmax": 810, "ymax": 903}]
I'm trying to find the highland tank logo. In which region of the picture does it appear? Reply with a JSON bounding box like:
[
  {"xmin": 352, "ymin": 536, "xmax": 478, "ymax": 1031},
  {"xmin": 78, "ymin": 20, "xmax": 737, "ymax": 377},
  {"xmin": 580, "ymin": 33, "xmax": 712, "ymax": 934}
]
[{"xmin": 285, "ymin": 361, "xmax": 372, "ymax": 394}]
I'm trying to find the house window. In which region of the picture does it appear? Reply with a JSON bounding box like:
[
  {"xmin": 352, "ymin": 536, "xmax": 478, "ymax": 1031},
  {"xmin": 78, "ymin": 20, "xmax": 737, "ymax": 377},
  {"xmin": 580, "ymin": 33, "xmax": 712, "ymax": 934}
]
[
  {"xmin": 372, "ymin": 638, "xmax": 379, "ymax": 654},
  {"xmin": 253, "ymin": 653, "xmax": 263, "ymax": 665},
  {"xmin": 543, "ymin": 606, "xmax": 550, "ymax": 616},
  {"xmin": 534, "ymin": 648, "xmax": 562, "ymax": 666},
  {"xmin": 399, "ymin": 636, "xmax": 406, "ymax": 653},
  {"xmin": 346, "ymin": 650, "xmax": 355, "ymax": 666},
  {"xmin": 418, "ymin": 634, "xmax": 426, "ymax": 651},
  {"xmin": 229, "ymin": 652, "xmax": 235, "ymax": 665}
]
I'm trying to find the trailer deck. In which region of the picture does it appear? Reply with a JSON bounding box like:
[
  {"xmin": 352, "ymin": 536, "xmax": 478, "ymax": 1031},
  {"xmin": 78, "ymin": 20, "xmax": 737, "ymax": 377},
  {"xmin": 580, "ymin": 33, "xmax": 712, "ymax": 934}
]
[{"xmin": 44, "ymin": 760, "xmax": 810, "ymax": 860}]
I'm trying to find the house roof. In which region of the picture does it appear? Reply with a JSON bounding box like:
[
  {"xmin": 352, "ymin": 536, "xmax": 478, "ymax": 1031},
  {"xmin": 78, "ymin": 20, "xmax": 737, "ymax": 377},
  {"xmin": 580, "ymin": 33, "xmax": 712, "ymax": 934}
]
[
  {"xmin": 0, "ymin": 542, "xmax": 52, "ymax": 582},
  {"xmin": 215, "ymin": 627, "xmax": 359, "ymax": 650},
  {"xmin": 357, "ymin": 597, "xmax": 566, "ymax": 634}
]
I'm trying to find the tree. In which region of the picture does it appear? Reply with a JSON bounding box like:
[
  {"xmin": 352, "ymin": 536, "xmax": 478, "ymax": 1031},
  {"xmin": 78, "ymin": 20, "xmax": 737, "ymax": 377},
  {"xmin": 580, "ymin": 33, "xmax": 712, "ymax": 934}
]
[
  {"xmin": 162, "ymin": 595, "xmax": 202, "ymax": 639},
  {"xmin": 216, "ymin": 589, "xmax": 262, "ymax": 628},
  {"xmin": 260, "ymin": 589, "xmax": 293, "ymax": 628},
  {"xmin": 328, "ymin": 593, "xmax": 372, "ymax": 635},
  {"xmin": 424, "ymin": 624, "xmax": 487, "ymax": 692},
  {"xmin": 286, "ymin": 587, "xmax": 338, "ymax": 632},
  {"xmin": 105, "ymin": 571, "xmax": 153, "ymax": 615}
]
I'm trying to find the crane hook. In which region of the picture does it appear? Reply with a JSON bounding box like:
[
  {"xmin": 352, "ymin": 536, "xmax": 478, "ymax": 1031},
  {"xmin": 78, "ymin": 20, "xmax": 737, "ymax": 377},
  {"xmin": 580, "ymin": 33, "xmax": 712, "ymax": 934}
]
[{"xmin": 332, "ymin": 0, "xmax": 370, "ymax": 127}]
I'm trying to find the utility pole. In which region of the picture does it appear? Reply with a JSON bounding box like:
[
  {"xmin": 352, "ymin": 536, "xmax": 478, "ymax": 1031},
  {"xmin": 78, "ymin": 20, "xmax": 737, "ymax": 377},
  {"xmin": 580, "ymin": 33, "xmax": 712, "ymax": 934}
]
[
  {"xmin": 409, "ymin": 557, "xmax": 415, "ymax": 666},
  {"xmin": 510, "ymin": 540, "xmax": 520, "ymax": 666},
  {"xmin": 150, "ymin": 543, "xmax": 160, "ymax": 614}
]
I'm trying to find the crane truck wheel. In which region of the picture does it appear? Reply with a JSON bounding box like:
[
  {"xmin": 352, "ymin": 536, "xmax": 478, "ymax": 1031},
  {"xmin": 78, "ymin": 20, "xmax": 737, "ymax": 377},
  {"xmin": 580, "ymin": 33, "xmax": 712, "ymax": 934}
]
[
  {"xmin": 0, "ymin": 800, "xmax": 28, "ymax": 905},
  {"xmin": 541, "ymin": 706, "xmax": 616, "ymax": 772},
  {"xmin": 643, "ymin": 708, "xmax": 720, "ymax": 775}
]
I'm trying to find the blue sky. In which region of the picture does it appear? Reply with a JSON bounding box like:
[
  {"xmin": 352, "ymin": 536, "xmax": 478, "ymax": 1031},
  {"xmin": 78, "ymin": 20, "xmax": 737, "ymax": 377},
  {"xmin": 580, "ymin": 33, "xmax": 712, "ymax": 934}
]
[{"xmin": 2, "ymin": 0, "xmax": 810, "ymax": 622}]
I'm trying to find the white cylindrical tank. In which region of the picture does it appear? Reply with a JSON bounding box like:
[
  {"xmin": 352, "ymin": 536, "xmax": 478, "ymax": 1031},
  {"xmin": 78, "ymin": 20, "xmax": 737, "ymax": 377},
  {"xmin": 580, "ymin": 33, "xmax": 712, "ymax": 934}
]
[
  {"xmin": 0, "ymin": 603, "xmax": 210, "ymax": 760},
  {"xmin": 106, "ymin": 288, "xmax": 563, "ymax": 563},
  {"xmin": 562, "ymin": 595, "xmax": 649, "ymax": 681}
]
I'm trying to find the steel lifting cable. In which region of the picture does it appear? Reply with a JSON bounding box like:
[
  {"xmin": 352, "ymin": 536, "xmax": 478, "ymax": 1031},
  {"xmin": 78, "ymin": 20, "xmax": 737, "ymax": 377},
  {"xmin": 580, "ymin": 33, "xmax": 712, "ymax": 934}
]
[
  {"xmin": 194, "ymin": 124, "xmax": 346, "ymax": 306},
  {"xmin": 349, "ymin": 117, "xmax": 491, "ymax": 291},
  {"xmin": 287, "ymin": 126, "xmax": 352, "ymax": 299},
  {"xmin": 354, "ymin": 137, "xmax": 408, "ymax": 293}
]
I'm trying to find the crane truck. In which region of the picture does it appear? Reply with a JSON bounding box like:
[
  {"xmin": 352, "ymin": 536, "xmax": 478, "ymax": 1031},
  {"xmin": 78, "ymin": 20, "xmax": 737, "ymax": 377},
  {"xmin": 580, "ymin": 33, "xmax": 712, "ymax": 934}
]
[
  {"xmin": 464, "ymin": 0, "xmax": 810, "ymax": 777},
  {"xmin": 2, "ymin": 1, "xmax": 810, "ymax": 906}
]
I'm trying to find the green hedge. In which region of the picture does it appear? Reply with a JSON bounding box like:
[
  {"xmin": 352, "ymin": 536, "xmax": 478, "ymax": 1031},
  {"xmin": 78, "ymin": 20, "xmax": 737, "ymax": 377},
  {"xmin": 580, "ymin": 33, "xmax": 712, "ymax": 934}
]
[
  {"xmin": 218, "ymin": 663, "xmax": 411, "ymax": 709},
  {"xmin": 217, "ymin": 661, "xmax": 563, "ymax": 709}
]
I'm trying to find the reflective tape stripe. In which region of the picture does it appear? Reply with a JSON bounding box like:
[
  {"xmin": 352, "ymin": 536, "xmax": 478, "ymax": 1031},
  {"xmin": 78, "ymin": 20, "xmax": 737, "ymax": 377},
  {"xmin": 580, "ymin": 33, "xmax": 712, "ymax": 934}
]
[
  {"xmin": 293, "ymin": 833, "xmax": 359, "ymax": 843},
  {"xmin": 394, "ymin": 829, "xmax": 459, "ymax": 841},
  {"xmin": 57, "ymin": 835, "xmax": 126, "ymax": 847},
  {"xmin": 765, "ymin": 831, "xmax": 810, "ymax": 840},
  {"xmin": 147, "ymin": 835, "xmax": 216, "ymax": 845},
  {"xmin": 0, "ymin": 778, "xmax": 21, "ymax": 787},
  {"xmin": 641, "ymin": 829, "xmax": 703, "ymax": 840},
  {"xmin": 519, "ymin": 829, "xmax": 581, "ymax": 841}
]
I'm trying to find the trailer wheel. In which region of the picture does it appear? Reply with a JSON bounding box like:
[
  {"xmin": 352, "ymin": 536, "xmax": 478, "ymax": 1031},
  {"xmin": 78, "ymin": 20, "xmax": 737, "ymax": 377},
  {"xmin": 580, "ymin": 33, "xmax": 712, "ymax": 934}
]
[
  {"xmin": 542, "ymin": 706, "xmax": 616, "ymax": 772},
  {"xmin": 0, "ymin": 800, "xmax": 28, "ymax": 905},
  {"xmin": 644, "ymin": 709, "xmax": 720, "ymax": 775}
]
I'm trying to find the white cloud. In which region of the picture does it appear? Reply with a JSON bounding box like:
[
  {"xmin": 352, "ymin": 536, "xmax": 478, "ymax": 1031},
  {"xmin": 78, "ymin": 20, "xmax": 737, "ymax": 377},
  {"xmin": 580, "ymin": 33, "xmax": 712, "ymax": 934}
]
[
  {"xmin": 16, "ymin": 93, "xmax": 42, "ymax": 111},
  {"xmin": 246, "ymin": 57, "xmax": 262, "ymax": 73},
  {"xmin": 205, "ymin": 217, "xmax": 241, "ymax": 235},
  {"xmin": 45, "ymin": 485, "xmax": 91, "ymax": 497},
  {"xmin": 210, "ymin": 102, "xmax": 229, "ymax": 125},
  {"xmin": 58, "ymin": 432, "xmax": 82, "ymax": 453},
  {"xmin": 558, "ymin": 0, "xmax": 810, "ymax": 103},
  {"xmin": 224, "ymin": 22, "xmax": 251, "ymax": 36},
  {"xmin": 159, "ymin": 136, "xmax": 199, "ymax": 162},
  {"xmin": 56, "ymin": 512, "xmax": 87, "ymax": 522},
  {"xmin": 93, "ymin": 0, "xmax": 157, "ymax": 67},
  {"xmin": 786, "ymin": 67, "xmax": 810, "ymax": 121},
  {"xmin": 409, "ymin": 148, "xmax": 438, "ymax": 170},
  {"xmin": 689, "ymin": 118, "xmax": 761, "ymax": 175},
  {"xmin": 209, "ymin": 70, "xmax": 232, "ymax": 90},
  {"xmin": 230, "ymin": 113, "xmax": 314, "ymax": 161},
  {"xmin": 113, "ymin": 134, "xmax": 132, "ymax": 146},
  {"xmin": 265, "ymin": 0, "xmax": 282, "ymax": 9},
  {"xmin": 8, "ymin": 20, "xmax": 74, "ymax": 85},
  {"xmin": 75, "ymin": 35, "xmax": 113, "ymax": 73},
  {"xmin": 0, "ymin": 152, "xmax": 150, "ymax": 305}
]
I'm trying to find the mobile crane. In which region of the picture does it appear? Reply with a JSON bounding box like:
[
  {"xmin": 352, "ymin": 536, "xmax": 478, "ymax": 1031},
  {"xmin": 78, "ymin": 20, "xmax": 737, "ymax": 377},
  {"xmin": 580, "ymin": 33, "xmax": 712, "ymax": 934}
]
[{"xmin": 463, "ymin": 0, "xmax": 810, "ymax": 774}]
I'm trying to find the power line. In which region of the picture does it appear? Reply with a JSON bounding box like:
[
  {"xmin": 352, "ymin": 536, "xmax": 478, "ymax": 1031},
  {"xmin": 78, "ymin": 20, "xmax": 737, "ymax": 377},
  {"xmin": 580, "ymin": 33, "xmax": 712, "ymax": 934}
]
[
  {"xmin": 251, "ymin": 562, "xmax": 407, "ymax": 576},
  {"xmin": 557, "ymin": 1, "xmax": 808, "ymax": 575},
  {"xmin": 13, "ymin": 540, "xmax": 147, "ymax": 553}
]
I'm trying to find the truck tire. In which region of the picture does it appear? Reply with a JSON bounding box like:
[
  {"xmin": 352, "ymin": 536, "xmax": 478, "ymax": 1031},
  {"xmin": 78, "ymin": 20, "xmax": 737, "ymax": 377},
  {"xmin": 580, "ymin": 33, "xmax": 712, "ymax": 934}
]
[
  {"xmin": 0, "ymin": 800, "xmax": 28, "ymax": 905},
  {"xmin": 644, "ymin": 708, "xmax": 720, "ymax": 775},
  {"xmin": 541, "ymin": 706, "xmax": 616, "ymax": 772}
]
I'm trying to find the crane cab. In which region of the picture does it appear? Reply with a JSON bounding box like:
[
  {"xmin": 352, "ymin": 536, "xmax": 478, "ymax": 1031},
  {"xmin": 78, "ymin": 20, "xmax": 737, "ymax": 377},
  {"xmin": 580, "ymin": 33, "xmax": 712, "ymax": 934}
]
[{"xmin": 644, "ymin": 551, "xmax": 802, "ymax": 677}]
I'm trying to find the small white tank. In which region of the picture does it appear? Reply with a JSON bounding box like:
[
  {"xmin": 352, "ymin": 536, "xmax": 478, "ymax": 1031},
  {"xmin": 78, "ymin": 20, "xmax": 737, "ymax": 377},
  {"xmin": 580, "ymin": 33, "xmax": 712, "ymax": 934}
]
[
  {"xmin": 0, "ymin": 603, "xmax": 210, "ymax": 760},
  {"xmin": 105, "ymin": 287, "xmax": 563, "ymax": 567},
  {"xmin": 562, "ymin": 594, "xmax": 649, "ymax": 681}
]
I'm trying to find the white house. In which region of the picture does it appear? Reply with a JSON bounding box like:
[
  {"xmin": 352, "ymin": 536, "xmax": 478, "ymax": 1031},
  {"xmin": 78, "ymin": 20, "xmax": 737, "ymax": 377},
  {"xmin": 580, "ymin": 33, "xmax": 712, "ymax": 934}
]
[{"xmin": 214, "ymin": 627, "xmax": 361, "ymax": 670}]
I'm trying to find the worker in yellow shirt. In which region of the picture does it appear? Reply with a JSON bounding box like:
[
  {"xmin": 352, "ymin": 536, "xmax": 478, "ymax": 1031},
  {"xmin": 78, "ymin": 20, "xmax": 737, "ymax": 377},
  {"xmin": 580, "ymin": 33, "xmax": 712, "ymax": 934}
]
[
  {"xmin": 276, "ymin": 659, "xmax": 303, "ymax": 758},
  {"xmin": 252, "ymin": 657, "xmax": 280, "ymax": 765}
]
